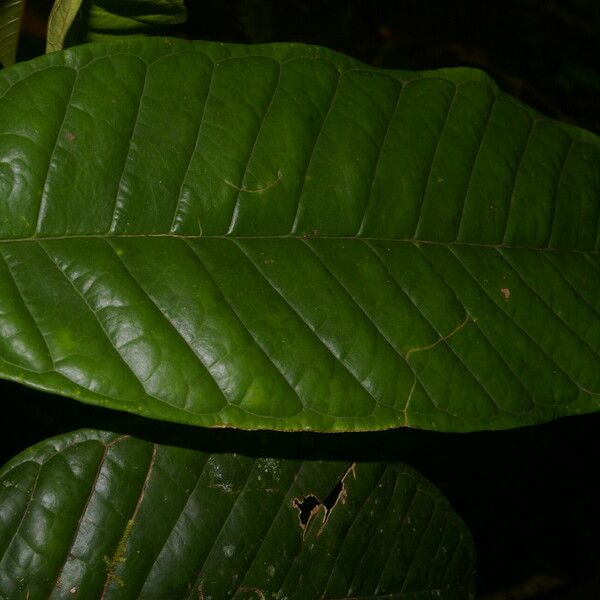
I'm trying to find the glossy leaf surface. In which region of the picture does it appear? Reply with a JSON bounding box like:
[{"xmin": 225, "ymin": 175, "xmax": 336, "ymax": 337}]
[
  {"xmin": 0, "ymin": 0, "xmax": 24, "ymax": 67},
  {"xmin": 0, "ymin": 39, "xmax": 599, "ymax": 432},
  {"xmin": 46, "ymin": 0, "xmax": 186, "ymax": 52},
  {"xmin": 0, "ymin": 427, "xmax": 475, "ymax": 599}
]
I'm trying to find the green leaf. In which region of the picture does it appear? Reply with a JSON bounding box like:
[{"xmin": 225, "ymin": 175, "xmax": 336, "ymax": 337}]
[
  {"xmin": 46, "ymin": 0, "xmax": 187, "ymax": 52},
  {"xmin": 0, "ymin": 0, "xmax": 24, "ymax": 67},
  {"xmin": 46, "ymin": 0, "xmax": 83, "ymax": 53},
  {"xmin": 0, "ymin": 38, "xmax": 599, "ymax": 432},
  {"xmin": 0, "ymin": 427, "xmax": 475, "ymax": 599}
]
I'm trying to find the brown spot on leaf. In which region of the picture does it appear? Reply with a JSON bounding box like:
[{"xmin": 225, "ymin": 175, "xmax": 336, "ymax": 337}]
[
  {"xmin": 223, "ymin": 168, "xmax": 282, "ymax": 193},
  {"xmin": 501, "ymin": 287, "xmax": 511, "ymax": 300},
  {"xmin": 233, "ymin": 587, "xmax": 266, "ymax": 599}
]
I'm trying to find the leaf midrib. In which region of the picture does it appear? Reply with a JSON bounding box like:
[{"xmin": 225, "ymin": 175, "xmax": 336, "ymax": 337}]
[{"xmin": 0, "ymin": 234, "xmax": 596, "ymax": 255}]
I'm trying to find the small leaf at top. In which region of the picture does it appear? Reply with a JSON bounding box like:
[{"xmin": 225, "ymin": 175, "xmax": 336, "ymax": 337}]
[{"xmin": 46, "ymin": 0, "xmax": 187, "ymax": 52}]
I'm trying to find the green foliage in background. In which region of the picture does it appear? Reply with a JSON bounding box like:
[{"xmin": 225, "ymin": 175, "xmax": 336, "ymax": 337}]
[
  {"xmin": 0, "ymin": 0, "xmax": 24, "ymax": 66},
  {"xmin": 47, "ymin": 0, "xmax": 186, "ymax": 51}
]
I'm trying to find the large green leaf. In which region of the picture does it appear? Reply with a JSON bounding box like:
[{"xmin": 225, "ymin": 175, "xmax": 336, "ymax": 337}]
[
  {"xmin": 46, "ymin": 0, "xmax": 187, "ymax": 52},
  {"xmin": 0, "ymin": 38, "xmax": 599, "ymax": 432},
  {"xmin": 0, "ymin": 0, "xmax": 24, "ymax": 67},
  {"xmin": 0, "ymin": 427, "xmax": 475, "ymax": 598}
]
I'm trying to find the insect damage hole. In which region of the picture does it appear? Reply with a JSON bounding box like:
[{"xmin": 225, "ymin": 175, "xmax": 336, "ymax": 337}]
[
  {"xmin": 322, "ymin": 479, "xmax": 344, "ymax": 524},
  {"xmin": 293, "ymin": 494, "xmax": 320, "ymax": 529},
  {"xmin": 293, "ymin": 463, "xmax": 355, "ymax": 535}
]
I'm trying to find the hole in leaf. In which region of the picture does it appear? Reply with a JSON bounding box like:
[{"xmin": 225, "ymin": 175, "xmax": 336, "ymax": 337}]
[
  {"xmin": 293, "ymin": 463, "xmax": 355, "ymax": 535},
  {"xmin": 293, "ymin": 494, "xmax": 320, "ymax": 527},
  {"xmin": 322, "ymin": 479, "xmax": 344, "ymax": 523},
  {"xmin": 322, "ymin": 480, "xmax": 343, "ymax": 512}
]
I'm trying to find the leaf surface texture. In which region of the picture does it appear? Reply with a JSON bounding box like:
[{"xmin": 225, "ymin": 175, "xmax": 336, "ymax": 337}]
[
  {"xmin": 0, "ymin": 39, "xmax": 599, "ymax": 431},
  {"xmin": 0, "ymin": 428, "xmax": 475, "ymax": 599}
]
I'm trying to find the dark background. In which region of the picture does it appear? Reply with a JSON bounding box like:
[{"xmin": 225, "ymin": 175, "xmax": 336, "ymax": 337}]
[{"xmin": 5, "ymin": 1, "xmax": 600, "ymax": 598}]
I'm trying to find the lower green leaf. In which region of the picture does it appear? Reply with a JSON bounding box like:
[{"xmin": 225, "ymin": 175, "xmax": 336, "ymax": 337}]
[{"xmin": 0, "ymin": 427, "xmax": 475, "ymax": 599}]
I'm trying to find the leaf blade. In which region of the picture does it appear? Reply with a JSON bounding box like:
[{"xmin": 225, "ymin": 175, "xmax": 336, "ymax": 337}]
[
  {"xmin": 0, "ymin": 39, "xmax": 598, "ymax": 432},
  {"xmin": 0, "ymin": 428, "xmax": 476, "ymax": 599}
]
